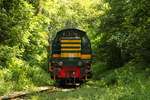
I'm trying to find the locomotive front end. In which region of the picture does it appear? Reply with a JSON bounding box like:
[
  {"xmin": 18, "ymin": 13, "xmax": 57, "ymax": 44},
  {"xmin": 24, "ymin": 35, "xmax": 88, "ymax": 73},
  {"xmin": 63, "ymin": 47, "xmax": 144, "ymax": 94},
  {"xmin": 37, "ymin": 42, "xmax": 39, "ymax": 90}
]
[{"xmin": 49, "ymin": 29, "xmax": 92, "ymax": 83}]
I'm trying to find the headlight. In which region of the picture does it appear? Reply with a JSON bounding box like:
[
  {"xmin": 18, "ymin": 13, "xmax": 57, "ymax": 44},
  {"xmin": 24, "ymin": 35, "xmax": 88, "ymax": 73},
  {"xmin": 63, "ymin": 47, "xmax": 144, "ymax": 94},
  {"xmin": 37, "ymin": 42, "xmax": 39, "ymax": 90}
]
[
  {"xmin": 58, "ymin": 61, "xmax": 63, "ymax": 66},
  {"xmin": 78, "ymin": 61, "xmax": 83, "ymax": 66},
  {"xmin": 52, "ymin": 61, "xmax": 57, "ymax": 66},
  {"xmin": 80, "ymin": 68, "xmax": 85, "ymax": 74},
  {"xmin": 52, "ymin": 61, "xmax": 56, "ymax": 63},
  {"xmin": 54, "ymin": 68, "xmax": 61, "ymax": 74},
  {"xmin": 87, "ymin": 65, "xmax": 91, "ymax": 69},
  {"xmin": 85, "ymin": 61, "xmax": 90, "ymax": 64}
]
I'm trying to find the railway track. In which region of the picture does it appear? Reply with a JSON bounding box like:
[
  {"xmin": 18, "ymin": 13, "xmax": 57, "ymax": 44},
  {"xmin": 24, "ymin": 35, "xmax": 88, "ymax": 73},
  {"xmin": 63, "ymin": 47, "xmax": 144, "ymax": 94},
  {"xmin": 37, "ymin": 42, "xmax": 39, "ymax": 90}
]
[{"xmin": 0, "ymin": 85, "xmax": 80, "ymax": 100}]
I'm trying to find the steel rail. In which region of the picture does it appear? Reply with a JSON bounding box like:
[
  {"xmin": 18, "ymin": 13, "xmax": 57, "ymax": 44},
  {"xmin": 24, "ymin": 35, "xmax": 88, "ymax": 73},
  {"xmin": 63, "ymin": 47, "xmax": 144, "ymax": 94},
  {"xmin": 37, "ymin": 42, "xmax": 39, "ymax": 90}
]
[{"xmin": 0, "ymin": 85, "xmax": 79, "ymax": 100}]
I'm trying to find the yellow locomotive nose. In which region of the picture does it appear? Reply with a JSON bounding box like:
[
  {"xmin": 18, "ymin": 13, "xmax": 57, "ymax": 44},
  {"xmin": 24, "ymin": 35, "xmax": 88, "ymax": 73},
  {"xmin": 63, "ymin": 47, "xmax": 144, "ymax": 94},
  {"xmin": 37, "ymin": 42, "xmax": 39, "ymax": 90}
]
[{"xmin": 60, "ymin": 37, "xmax": 81, "ymax": 59}]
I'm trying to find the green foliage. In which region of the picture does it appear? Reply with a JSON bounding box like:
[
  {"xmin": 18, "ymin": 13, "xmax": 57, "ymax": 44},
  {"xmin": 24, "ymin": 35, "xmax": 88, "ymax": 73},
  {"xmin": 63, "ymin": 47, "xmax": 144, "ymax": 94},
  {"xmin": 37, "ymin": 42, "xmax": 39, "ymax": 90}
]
[
  {"xmin": 92, "ymin": 0, "xmax": 150, "ymax": 67},
  {"xmin": 0, "ymin": 0, "xmax": 51, "ymax": 96},
  {"xmin": 0, "ymin": 69, "xmax": 12, "ymax": 95},
  {"xmin": 0, "ymin": 57, "xmax": 52, "ymax": 96},
  {"xmin": 92, "ymin": 62, "xmax": 108, "ymax": 80}
]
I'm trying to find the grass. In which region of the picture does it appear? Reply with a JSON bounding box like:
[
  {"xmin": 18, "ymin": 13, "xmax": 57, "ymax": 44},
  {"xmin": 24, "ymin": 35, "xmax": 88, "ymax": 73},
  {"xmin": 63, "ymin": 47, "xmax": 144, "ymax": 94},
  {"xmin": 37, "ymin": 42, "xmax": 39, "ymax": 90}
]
[
  {"xmin": 0, "ymin": 62, "xmax": 53, "ymax": 96},
  {"xmin": 23, "ymin": 62, "xmax": 150, "ymax": 100}
]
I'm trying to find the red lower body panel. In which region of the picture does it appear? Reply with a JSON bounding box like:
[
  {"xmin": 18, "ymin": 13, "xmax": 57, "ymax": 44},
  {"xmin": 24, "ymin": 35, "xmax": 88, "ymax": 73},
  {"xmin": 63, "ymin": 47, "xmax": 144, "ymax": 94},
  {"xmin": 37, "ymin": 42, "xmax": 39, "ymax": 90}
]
[{"xmin": 53, "ymin": 67, "xmax": 85, "ymax": 79}]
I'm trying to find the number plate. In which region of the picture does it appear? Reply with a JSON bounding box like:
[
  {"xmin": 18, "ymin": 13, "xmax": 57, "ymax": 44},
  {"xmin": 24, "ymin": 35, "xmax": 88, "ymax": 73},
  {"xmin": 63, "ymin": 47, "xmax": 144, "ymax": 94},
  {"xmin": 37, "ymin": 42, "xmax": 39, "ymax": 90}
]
[{"xmin": 69, "ymin": 54, "xmax": 74, "ymax": 58}]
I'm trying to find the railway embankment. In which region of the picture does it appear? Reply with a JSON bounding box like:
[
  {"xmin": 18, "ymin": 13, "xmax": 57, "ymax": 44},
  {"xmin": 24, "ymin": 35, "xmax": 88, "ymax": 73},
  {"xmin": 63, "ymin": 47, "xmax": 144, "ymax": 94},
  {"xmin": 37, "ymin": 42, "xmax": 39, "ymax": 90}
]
[{"xmin": 11, "ymin": 62, "xmax": 150, "ymax": 100}]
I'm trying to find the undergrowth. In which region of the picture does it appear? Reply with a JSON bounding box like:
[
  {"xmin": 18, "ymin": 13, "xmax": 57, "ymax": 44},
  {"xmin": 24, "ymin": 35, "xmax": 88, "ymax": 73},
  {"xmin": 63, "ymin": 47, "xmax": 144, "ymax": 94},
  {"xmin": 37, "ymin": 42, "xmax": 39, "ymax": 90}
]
[
  {"xmin": 25, "ymin": 62, "xmax": 150, "ymax": 100},
  {"xmin": 0, "ymin": 46, "xmax": 53, "ymax": 96},
  {"xmin": 0, "ymin": 64, "xmax": 52, "ymax": 96}
]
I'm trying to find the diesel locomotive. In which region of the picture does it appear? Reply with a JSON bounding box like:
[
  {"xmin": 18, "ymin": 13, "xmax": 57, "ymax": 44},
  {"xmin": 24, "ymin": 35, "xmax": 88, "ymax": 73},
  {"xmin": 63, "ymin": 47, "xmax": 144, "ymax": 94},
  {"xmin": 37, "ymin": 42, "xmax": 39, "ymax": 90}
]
[{"xmin": 49, "ymin": 29, "xmax": 92, "ymax": 83}]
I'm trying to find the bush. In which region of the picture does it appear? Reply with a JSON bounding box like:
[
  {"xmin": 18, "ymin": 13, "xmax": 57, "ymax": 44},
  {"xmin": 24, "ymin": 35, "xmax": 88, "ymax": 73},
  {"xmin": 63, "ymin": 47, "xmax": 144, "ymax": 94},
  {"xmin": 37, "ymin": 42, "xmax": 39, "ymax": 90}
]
[
  {"xmin": 92, "ymin": 62, "xmax": 108, "ymax": 80},
  {"xmin": 0, "ymin": 54, "xmax": 52, "ymax": 96},
  {"xmin": 0, "ymin": 69, "xmax": 12, "ymax": 95}
]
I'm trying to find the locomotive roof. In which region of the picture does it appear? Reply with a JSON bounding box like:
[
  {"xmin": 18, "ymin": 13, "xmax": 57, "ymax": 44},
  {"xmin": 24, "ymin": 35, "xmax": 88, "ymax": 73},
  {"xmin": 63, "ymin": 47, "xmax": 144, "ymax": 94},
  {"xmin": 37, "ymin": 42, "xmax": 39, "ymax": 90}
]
[{"xmin": 57, "ymin": 29, "xmax": 86, "ymax": 37}]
